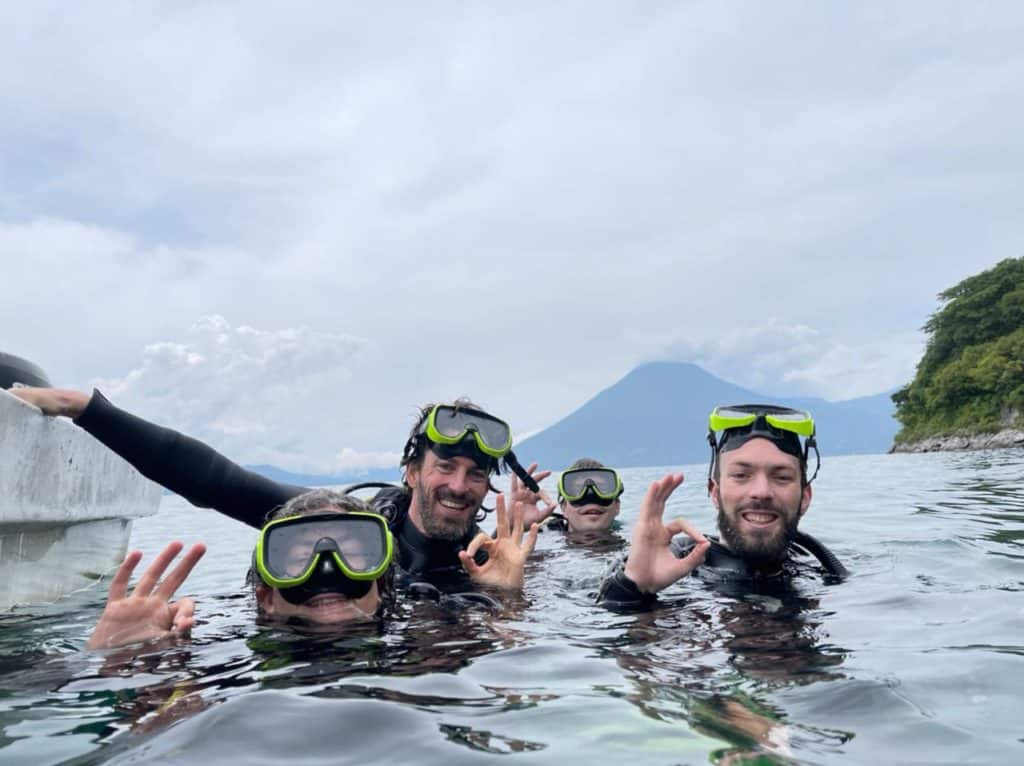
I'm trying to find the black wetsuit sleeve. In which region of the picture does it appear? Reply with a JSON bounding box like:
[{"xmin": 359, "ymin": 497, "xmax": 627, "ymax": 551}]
[
  {"xmin": 596, "ymin": 563, "xmax": 657, "ymax": 610},
  {"xmin": 74, "ymin": 390, "xmax": 306, "ymax": 528}
]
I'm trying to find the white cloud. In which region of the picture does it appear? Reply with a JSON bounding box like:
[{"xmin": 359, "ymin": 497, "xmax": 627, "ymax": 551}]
[
  {"xmin": 92, "ymin": 316, "xmax": 380, "ymax": 474},
  {"xmin": 657, "ymin": 320, "xmax": 925, "ymax": 401},
  {"xmin": 3, "ymin": 3, "xmax": 1023, "ymax": 461}
]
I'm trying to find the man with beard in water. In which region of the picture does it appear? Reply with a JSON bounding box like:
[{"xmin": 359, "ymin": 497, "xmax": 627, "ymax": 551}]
[
  {"xmin": 8, "ymin": 387, "xmax": 548, "ymax": 596},
  {"xmin": 598, "ymin": 404, "xmax": 846, "ymax": 606},
  {"xmin": 88, "ymin": 490, "xmax": 398, "ymax": 649}
]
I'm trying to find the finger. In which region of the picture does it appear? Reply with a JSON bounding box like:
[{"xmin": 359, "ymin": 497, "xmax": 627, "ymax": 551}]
[
  {"xmin": 521, "ymin": 523, "xmax": 539, "ymax": 557},
  {"xmin": 663, "ymin": 517, "xmax": 707, "ymax": 545},
  {"xmin": 494, "ymin": 493, "xmax": 509, "ymax": 538},
  {"xmin": 671, "ymin": 538, "xmax": 710, "ymax": 578},
  {"xmin": 465, "ymin": 531, "xmax": 490, "ymax": 558},
  {"xmin": 537, "ymin": 489, "xmax": 557, "ymax": 511},
  {"xmin": 509, "ymin": 473, "xmax": 521, "ymax": 496},
  {"xmin": 511, "ymin": 500, "xmax": 525, "ymax": 542},
  {"xmin": 458, "ymin": 550, "xmax": 481, "ymax": 575},
  {"xmin": 133, "ymin": 541, "xmax": 185, "ymax": 597},
  {"xmin": 170, "ymin": 598, "xmax": 196, "ymax": 634},
  {"xmin": 107, "ymin": 550, "xmax": 144, "ymax": 602},
  {"xmin": 654, "ymin": 473, "xmax": 684, "ymax": 503},
  {"xmin": 156, "ymin": 543, "xmax": 207, "ymax": 601},
  {"xmin": 530, "ymin": 469, "xmax": 552, "ymax": 484},
  {"xmin": 638, "ymin": 478, "xmax": 668, "ymax": 523}
]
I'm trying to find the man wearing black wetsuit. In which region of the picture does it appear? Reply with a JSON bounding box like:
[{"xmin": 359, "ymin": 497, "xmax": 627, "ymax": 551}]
[
  {"xmin": 8, "ymin": 388, "xmax": 547, "ymax": 594},
  {"xmin": 598, "ymin": 404, "xmax": 846, "ymax": 607}
]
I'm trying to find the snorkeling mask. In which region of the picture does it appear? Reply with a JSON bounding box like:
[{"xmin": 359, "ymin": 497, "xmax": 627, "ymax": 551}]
[
  {"xmin": 254, "ymin": 512, "xmax": 394, "ymax": 603},
  {"xmin": 404, "ymin": 404, "xmax": 541, "ymax": 492},
  {"xmin": 707, "ymin": 404, "xmax": 820, "ymax": 485},
  {"xmin": 558, "ymin": 468, "xmax": 623, "ymax": 506}
]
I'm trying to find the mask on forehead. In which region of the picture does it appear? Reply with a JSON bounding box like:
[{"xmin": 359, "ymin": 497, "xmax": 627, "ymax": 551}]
[{"xmin": 717, "ymin": 421, "xmax": 804, "ymax": 460}]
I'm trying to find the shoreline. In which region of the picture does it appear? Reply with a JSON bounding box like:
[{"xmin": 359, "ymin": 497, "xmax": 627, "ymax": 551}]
[{"xmin": 890, "ymin": 428, "xmax": 1024, "ymax": 453}]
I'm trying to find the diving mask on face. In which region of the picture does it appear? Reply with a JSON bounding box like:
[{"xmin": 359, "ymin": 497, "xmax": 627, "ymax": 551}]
[
  {"xmin": 254, "ymin": 512, "xmax": 393, "ymax": 591},
  {"xmin": 558, "ymin": 468, "xmax": 623, "ymax": 505}
]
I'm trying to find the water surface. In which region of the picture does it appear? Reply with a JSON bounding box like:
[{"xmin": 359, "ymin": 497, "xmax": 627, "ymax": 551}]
[{"xmin": 1, "ymin": 450, "xmax": 1022, "ymax": 764}]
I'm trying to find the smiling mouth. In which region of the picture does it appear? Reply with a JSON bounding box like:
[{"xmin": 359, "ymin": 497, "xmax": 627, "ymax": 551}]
[
  {"xmin": 438, "ymin": 496, "xmax": 472, "ymax": 513},
  {"xmin": 578, "ymin": 507, "xmax": 607, "ymax": 517},
  {"xmin": 304, "ymin": 593, "xmax": 355, "ymax": 608},
  {"xmin": 740, "ymin": 510, "xmax": 779, "ymax": 526}
]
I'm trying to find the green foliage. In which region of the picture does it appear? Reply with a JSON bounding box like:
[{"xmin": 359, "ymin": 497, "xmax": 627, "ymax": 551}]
[{"xmin": 894, "ymin": 257, "xmax": 1024, "ymax": 442}]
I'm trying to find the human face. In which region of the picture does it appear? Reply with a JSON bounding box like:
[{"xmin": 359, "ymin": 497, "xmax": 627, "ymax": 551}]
[
  {"xmin": 711, "ymin": 437, "xmax": 811, "ymax": 565},
  {"xmin": 560, "ymin": 498, "xmax": 621, "ymax": 533},
  {"xmin": 406, "ymin": 450, "xmax": 489, "ymax": 541},
  {"xmin": 256, "ymin": 580, "xmax": 381, "ymax": 624}
]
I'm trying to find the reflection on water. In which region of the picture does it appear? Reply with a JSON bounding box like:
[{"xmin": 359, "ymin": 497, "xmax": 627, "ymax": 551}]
[{"xmin": 0, "ymin": 450, "xmax": 1022, "ymax": 764}]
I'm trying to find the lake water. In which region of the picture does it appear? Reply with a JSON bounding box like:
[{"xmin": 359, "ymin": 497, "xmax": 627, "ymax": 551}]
[{"xmin": 1, "ymin": 450, "xmax": 1022, "ymax": 765}]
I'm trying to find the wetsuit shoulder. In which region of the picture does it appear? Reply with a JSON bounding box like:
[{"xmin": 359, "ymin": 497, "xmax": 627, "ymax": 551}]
[{"xmin": 75, "ymin": 390, "xmax": 304, "ymax": 528}]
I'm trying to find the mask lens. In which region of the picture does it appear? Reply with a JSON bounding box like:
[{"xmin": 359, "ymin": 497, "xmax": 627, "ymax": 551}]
[
  {"xmin": 430, "ymin": 406, "xmax": 512, "ymax": 455},
  {"xmin": 260, "ymin": 514, "xmax": 390, "ymax": 584},
  {"xmin": 561, "ymin": 469, "xmax": 620, "ymax": 500}
]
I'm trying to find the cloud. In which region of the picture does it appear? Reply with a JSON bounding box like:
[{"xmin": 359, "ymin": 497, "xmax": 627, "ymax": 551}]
[
  {"xmin": 3, "ymin": 4, "xmax": 1023, "ymax": 460},
  {"xmin": 92, "ymin": 315, "xmax": 387, "ymax": 473},
  {"xmin": 656, "ymin": 320, "xmax": 925, "ymax": 401}
]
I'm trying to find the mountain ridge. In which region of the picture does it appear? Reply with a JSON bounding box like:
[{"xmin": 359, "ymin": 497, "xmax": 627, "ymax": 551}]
[{"xmin": 515, "ymin": 361, "xmax": 898, "ymax": 468}]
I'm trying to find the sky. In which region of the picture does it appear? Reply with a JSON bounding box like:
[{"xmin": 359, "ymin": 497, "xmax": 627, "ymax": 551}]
[{"xmin": 3, "ymin": 2, "xmax": 1022, "ymax": 474}]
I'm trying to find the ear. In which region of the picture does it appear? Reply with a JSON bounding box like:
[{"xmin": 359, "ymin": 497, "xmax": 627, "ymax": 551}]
[
  {"xmin": 255, "ymin": 585, "xmax": 275, "ymax": 614},
  {"xmin": 798, "ymin": 482, "xmax": 812, "ymax": 517},
  {"xmin": 709, "ymin": 480, "xmax": 721, "ymax": 509},
  {"xmin": 405, "ymin": 461, "xmax": 420, "ymax": 486}
]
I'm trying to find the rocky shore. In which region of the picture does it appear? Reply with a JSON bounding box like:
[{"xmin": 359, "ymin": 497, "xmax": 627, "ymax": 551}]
[{"xmin": 891, "ymin": 428, "xmax": 1024, "ymax": 453}]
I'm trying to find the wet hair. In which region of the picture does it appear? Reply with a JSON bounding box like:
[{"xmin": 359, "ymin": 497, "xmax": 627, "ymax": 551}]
[
  {"xmin": 399, "ymin": 397, "xmax": 501, "ymax": 486},
  {"xmin": 247, "ymin": 489, "xmax": 396, "ymax": 611}
]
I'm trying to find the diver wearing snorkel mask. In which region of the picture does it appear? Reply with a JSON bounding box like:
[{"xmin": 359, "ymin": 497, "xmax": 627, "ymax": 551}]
[
  {"xmin": 8, "ymin": 387, "xmax": 551, "ymax": 597},
  {"xmin": 545, "ymin": 458, "xmax": 624, "ymax": 533},
  {"xmin": 598, "ymin": 404, "xmax": 846, "ymax": 608}
]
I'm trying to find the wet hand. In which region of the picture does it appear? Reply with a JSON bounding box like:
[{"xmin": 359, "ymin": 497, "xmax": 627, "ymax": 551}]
[
  {"xmin": 5, "ymin": 387, "xmax": 90, "ymax": 418},
  {"xmin": 623, "ymin": 473, "xmax": 709, "ymax": 594},
  {"xmin": 88, "ymin": 541, "xmax": 207, "ymax": 650},
  {"xmin": 460, "ymin": 493, "xmax": 539, "ymax": 591},
  {"xmin": 509, "ymin": 464, "xmax": 557, "ymax": 527}
]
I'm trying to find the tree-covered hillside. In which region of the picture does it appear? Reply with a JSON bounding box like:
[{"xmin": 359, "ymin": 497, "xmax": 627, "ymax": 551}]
[{"xmin": 893, "ymin": 257, "xmax": 1024, "ymax": 443}]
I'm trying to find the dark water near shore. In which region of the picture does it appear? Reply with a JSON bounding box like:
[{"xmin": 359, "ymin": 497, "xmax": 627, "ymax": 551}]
[{"xmin": 1, "ymin": 450, "xmax": 1022, "ymax": 765}]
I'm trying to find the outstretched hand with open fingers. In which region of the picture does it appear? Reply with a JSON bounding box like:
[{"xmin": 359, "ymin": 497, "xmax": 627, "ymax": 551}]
[
  {"xmin": 623, "ymin": 473, "xmax": 709, "ymax": 595},
  {"xmin": 88, "ymin": 541, "xmax": 207, "ymax": 650},
  {"xmin": 510, "ymin": 464, "xmax": 557, "ymax": 528},
  {"xmin": 460, "ymin": 493, "xmax": 539, "ymax": 591}
]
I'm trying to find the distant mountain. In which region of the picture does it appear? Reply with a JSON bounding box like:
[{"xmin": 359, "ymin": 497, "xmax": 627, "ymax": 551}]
[
  {"xmin": 244, "ymin": 464, "xmax": 401, "ymax": 488},
  {"xmin": 515, "ymin": 362, "xmax": 899, "ymax": 468}
]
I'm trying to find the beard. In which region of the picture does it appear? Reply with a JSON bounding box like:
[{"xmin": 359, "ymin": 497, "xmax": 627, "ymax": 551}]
[
  {"xmin": 717, "ymin": 498, "xmax": 801, "ymax": 566},
  {"xmin": 413, "ymin": 478, "xmax": 478, "ymax": 541}
]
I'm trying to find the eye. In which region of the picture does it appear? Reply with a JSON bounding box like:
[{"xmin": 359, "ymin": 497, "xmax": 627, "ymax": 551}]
[
  {"xmin": 436, "ymin": 460, "xmax": 455, "ymax": 473},
  {"xmin": 468, "ymin": 469, "xmax": 488, "ymax": 484}
]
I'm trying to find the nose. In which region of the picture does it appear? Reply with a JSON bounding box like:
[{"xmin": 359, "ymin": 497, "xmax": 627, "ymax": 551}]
[
  {"xmin": 447, "ymin": 467, "xmax": 469, "ymax": 494},
  {"xmin": 748, "ymin": 471, "xmax": 771, "ymax": 499}
]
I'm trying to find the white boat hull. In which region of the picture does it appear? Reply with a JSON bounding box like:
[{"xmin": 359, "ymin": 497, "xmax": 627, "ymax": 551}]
[{"xmin": 0, "ymin": 391, "xmax": 161, "ymax": 609}]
